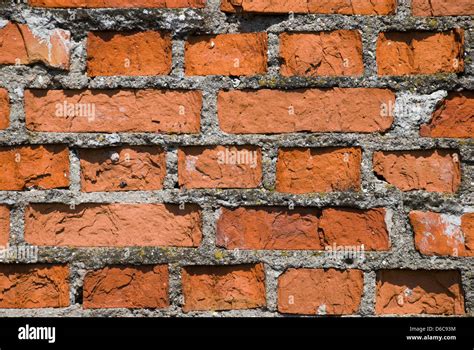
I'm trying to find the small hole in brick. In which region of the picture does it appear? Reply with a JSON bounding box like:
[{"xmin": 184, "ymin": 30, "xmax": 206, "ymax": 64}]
[{"xmin": 119, "ymin": 181, "xmax": 127, "ymax": 188}]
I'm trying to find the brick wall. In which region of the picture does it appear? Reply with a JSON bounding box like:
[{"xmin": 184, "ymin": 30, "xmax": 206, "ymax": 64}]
[{"xmin": 0, "ymin": 0, "xmax": 472, "ymax": 317}]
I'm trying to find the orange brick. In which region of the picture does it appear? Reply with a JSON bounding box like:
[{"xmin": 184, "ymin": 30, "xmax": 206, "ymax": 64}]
[
  {"xmin": 87, "ymin": 31, "xmax": 172, "ymax": 76},
  {"xmin": 373, "ymin": 150, "xmax": 461, "ymax": 193},
  {"xmin": 182, "ymin": 264, "xmax": 266, "ymax": 312},
  {"xmin": 0, "ymin": 88, "xmax": 9, "ymax": 130},
  {"xmin": 178, "ymin": 146, "xmax": 262, "ymax": 189},
  {"xmin": 278, "ymin": 269, "xmax": 364, "ymax": 315},
  {"xmin": 0, "ymin": 145, "xmax": 69, "ymax": 191},
  {"xmin": 377, "ymin": 30, "xmax": 464, "ymax": 75},
  {"xmin": 376, "ymin": 270, "xmax": 465, "ymax": 315},
  {"xmin": 25, "ymin": 203, "xmax": 202, "ymax": 247},
  {"xmin": 0, "ymin": 205, "xmax": 9, "ymax": 246},
  {"xmin": 185, "ymin": 33, "xmax": 268, "ymax": 76},
  {"xmin": 79, "ymin": 147, "xmax": 166, "ymax": 192},
  {"xmin": 280, "ymin": 31, "xmax": 364, "ymax": 77},
  {"xmin": 410, "ymin": 211, "xmax": 474, "ymax": 257},
  {"xmin": 276, "ymin": 147, "xmax": 361, "ymax": 194},
  {"xmin": 221, "ymin": 0, "xmax": 396, "ymax": 15},
  {"xmin": 83, "ymin": 265, "xmax": 169, "ymax": 309},
  {"xmin": 0, "ymin": 265, "xmax": 70, "ymax": 308},
  {"xmin": 25, "ymin": 89, "xmax": 201, "ymax": 133},
  {"xmin": 420, "ymin": 92, "xmax": 474, "ymax": 138},
  {"xmin": 412, "ymin": 0, "xmax": 474, "ymax": 16},
  {"xmin": 218, "ymin": 88, "xmax": 394, "ymax": 134}
]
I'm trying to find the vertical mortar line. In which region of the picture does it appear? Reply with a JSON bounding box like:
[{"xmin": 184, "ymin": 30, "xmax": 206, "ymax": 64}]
[
  {"xmin": 201, "ymin": 86, "xmax": 220, "ymax": 137},
  {"xmin": 164, "ymin": 146, "xmax": 179, "ymax": 190},
  {"xmin": 361, "ymin": 18, "xmax": 381, "ymax": 79},
  {"xmin": 9, "ymin": 203, "xmax": 25, "ymax": 246},
  {"xmin": 200, "ymin": 205, "xmax": 219, "ymax": 253},
  {"xmin": 267, "ymin": 32, "xmax": 281, "ymax": 77},
  {"xmin": 360, "ymin": 270, "xmax": 377, "ymax": 316},
  {"xmin": 171, "ymin": 38, "xmax": 185, "ymax": 78},
  {"xmin": 262, "ymin": 143, "xmax": 278, "ymax": 191},
  {"xmin": 396, "ymin": 0, "xmax": 413, "ymax": 20},
  {"xmin": 69, "ymin": 148, "xmax": 82, "ymax": 193},
  {"xmin": 264, "ymin": 264, "xmax": 280, "ymax": 313},
  {"xmin": 168, "ymin": 262, "xmax": 184, "ymax": 311}
]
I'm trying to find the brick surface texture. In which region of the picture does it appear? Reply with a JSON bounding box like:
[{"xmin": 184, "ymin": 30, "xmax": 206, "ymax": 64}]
[{"xmin": 0, "ymin": 0, "xmax": 472, "ymax": 318}]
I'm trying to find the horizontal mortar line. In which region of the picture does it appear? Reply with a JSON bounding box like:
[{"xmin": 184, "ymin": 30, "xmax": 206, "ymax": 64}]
[
  {"xmin": 0, "ymin": 189, "xmax": 460, "ymax": 199},
  {"xmin": 0, "ymin": 134, "xmax": 469, "ymax": 148}
]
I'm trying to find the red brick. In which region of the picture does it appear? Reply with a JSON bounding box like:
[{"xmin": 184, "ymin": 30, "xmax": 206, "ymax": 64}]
[
  {"xmin": 377, "ymin": 30, "xmax": 464, "ymax": 75},
  {"xmin": 24, "ymin": 89, "xmax": 201, "ymax": 133},
  {"xmin": 319, "ymin": 208, "xmax": 390, "ymax": 250},
  {"xmin": 185, "ymin": 33, "xmax": 268, "ymax": 76},
  {"xmin": 276, "ymin": 147, "xmax": 361, "ymax": 194},
  {"xmin": 280, "ymin": 31, "xmax": 364, "ymax": 77},
  {"xmin": 0, "ymin": 22, "xmax": 70, "ymax": 69},
  {"xmin": 0, "ymin": 265, "xmax": 69, "ymax": 308},
  {"xmin": 216, "ymin": 207, "xmax": 321, "ymax": 250},
  {"xmin": 24, "ymin": 203, "xmax": 202, "ymax": 247},
  {"xmin": 0, "ymin": 205, "xmax": 9, "ymax": 246},
  {"xmin": 412, "ymin": 0, "xmax": 474, "ymax": 16},
  {"xmin": 0, "ymin": 88, "xmax": 9, "ymax": 130},
  {"xmin": 87, "ymin": 31, "xmax": 172, "ymax": 76},
  {"xmin": 29, "ymin": 0, "xmax": 206, "ymax": 8},
  {"xmin": 410, "ymin": 211, "xmax": 474, "ymax": 257},
  {"xmin": 376, "ymin": 270, "xmax": 465, "ymax": 315},
  {"xmin": 420, "ymin": 92, "xmax": 474, "ymax": 139},
  {"xmin": 218, "ymin": 88, "xmax": 395, "ymax": 134},
  {"xmin": 79, "ymin": 147, "xmax": 166, "ymax": 192},
  {"xmin": 221, "ymin": 0, "xmax": 396, "ymax": 15},
  {"xmin": 216, "ymin": 207, "xmax": 389, "ymax": 251},
  {"xmin": 83, "ymin": 265, "xmax": 169, "ymax": 309},
  {"xmin": 181, "ymin": 264, "xmax": 266, "ymax": 312},
  {"xmin": 373, "ymin": 150, "xmax": 461, "ymax": 193},
  {"xmin": 178, "ymin": 146, "xmax": 262, "ymax": 189},
  {"xmin": 278, "ymin": 269, "xmax": 364, "ymax": 315},
  {"xmin": 0, "ymin": 145, "xmax": 69, "ymax": 191}
]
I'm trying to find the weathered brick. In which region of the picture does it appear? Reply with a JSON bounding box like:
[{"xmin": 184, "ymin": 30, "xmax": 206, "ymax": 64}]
[
  {"xmin": 377, "ymin": 30, "xmax": 464, "ymax": 75},
  {"xmin": 278, "ymin": 269, "xmax": 364, "ymax": 315},
  {"xmin": 79, "ymin": 147, "xmax": 166, "ymax": 192},
  {"xmin": 185, "ymin": 33, "xmax": 268, "ymax": 76},
  {"xmin": 319, "ymin": 208, "xmax": 390, "ymax": 251},
  {"xmin": 216, "ymin": 207, "xmax": 389, "ymax": 251},
  {"xmin": 0, "ymin": 88, "xmax": 9, "ymax": 130},
  {"xmin": 410, "ymin": 211, "xmax": 474, "ymax": 257},
  {"xmin": 25, "ymin": 89, "xmax": 201, "ymax": 133},
  {"xmin": 24, "ymin": 204, "xmax": 202, "ymax": 247},
  {"xmin": 0, "ymin": 205, "xmax": 9, "ymax": 246},
  {"xmin": 412, "ymin": 0, "xmax": 474, "ymax": 16},
  {"xmin": 218, "ymin": 88, "xmax": 395, "ymax": 134},
  {"xmin": 178, "ymin": 146, "xmax": 262, "ymax": 189},
  {"xmin": 420, "ymin": 92, "xmax": 474, "ymax": 139},
  {"xmin": 0, "ymin": 265, "xmax": 69, "ymax": 308},
  {"xmin": 83, "ymin": 265, "xmax": 169, "ymax": 309},
  {"xmin": 276, "ymin": 147, "xmax": 361, "ymax": 194},
  {"xmin": 181, "ymin": 264, "xmax": 266, "ymax": 312},
  {"xmin": 376, "ymin": 270, "xmax": 465, "ymax": 315},
  {"xmin": 29, "ymin": 0, "xmax": 206, "ymax": 8},
  {"xmin": 221, "ymin": 0, "xmax": 396, "ymax": 15},
  {"xmin": 0, "ymin": 22, "xmax": 70, "ymax": 69},
  {"xmin": 87, "ymin": 31, "xmax": 172, "ymax": 76},
  {"xmin": 0, "ymin": 145, "xmax": 69, "ymax": 191},
  {"xmin": 280, "ymin": 31, "xmax": 364, "ymax": 77},
  {"xmin": 373, "ymin": 150, "xmax": 461, "ymax": 193},
  {"xmin": 216, "ymin": 207, "xmax": 321, "ymax": 250}
]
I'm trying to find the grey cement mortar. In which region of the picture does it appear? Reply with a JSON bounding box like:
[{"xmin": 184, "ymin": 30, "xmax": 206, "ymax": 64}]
[{"xmin": 0, "ymin": 0, "xmax": 472, "ymax": 317}]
